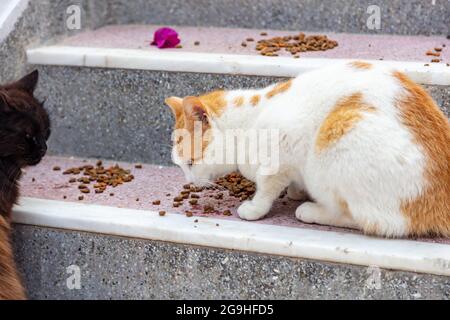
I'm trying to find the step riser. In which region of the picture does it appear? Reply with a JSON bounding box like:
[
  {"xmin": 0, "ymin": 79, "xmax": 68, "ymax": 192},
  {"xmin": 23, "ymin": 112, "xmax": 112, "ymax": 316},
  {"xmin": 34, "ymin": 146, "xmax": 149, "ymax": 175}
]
[
  {"xmin": 13, "ymin": 225, "xmax": 450, "ymax": 300},
  {"xmin": 89, "ymin": 0, "xmax": 449, "ymax": 36},
  {"xmin": 36, "ymin": 65, "xmax": 450, "ymax": 165}
]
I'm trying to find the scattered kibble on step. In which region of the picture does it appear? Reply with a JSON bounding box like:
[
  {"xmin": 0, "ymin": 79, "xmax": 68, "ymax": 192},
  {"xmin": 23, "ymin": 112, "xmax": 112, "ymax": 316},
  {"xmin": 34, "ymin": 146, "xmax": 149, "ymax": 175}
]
[
  {"xmin": 78, "ymin": 195, "xmax": 84, "ymax": 201},
  {"xmin": 260, "ymin": 32, "xmax": 268, "ymax": 36},
  {"xmin": 134, "ymin": 164, "xmax": 142, "ymax": 169},
  {"xmin": 31, "ymin": 177, "xmax": 35, "ymax": 182},
  {"xmin": 152, "ymin": 200, "xmax": 161, "ymax": 205},
  {"xmin": 223, "ymin": 210, "xmax": 232, "ymax": 216},
  {"xmin": 425, "ymin": 47, "xmax": 445, "ymax": 64},
  {"xmin": 194, "ymin": 41, "xmax": 200, "ymax": 46},
  {"xmin": 186, "ymin": 211, "xmax": 193, "ymax": 217},
  {"xmin": 426, "ymin": 50, "xmax": 440, "ymax": 57},
  {"xmin": 253, "ymin": 33, "xmax": 338, "ymax": 57},
  {"xmin": 53, "ymin": 166, "xmax": 61, "ymax": 171},
  {"xmin": 60, "ymin": 161, "xmax": 134, "ymax": 195},
  {"xmin": 159, "ymin": 211, "xmax": 166, "ymax": 216}
]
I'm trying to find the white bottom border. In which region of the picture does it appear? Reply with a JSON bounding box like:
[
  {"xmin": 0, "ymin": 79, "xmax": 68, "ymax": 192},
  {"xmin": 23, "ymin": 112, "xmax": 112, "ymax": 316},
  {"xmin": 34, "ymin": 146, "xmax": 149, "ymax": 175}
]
[{"xmin": 12, "ymin": 197, "xmax": 450, "ymax": 276}]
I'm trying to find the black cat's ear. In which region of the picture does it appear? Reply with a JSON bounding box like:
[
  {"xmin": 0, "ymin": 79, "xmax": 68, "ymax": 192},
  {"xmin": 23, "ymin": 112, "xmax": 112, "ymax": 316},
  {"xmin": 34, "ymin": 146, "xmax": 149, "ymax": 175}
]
[{"xmin": 13, "ymin": 70, "xmax": 39, "ymax": 94}]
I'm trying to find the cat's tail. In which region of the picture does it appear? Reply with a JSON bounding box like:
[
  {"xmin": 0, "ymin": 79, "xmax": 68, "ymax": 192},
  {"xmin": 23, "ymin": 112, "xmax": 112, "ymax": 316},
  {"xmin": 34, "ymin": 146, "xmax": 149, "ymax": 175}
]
[{"xmin": 0, "ymin": 215, "xmax": 26, "ymax": 300}]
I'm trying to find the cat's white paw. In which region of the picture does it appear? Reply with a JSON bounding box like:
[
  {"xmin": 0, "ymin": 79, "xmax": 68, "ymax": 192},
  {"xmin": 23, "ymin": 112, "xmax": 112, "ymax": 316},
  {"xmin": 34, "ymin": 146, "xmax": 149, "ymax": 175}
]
[
  {"xmin": 295, "ymin": 202, "xmax": 320, "ymax": 223},
  {"xmin": 287, "ymin": 186, "xmax": 308, "ymax": 201},
  {"xmin": 238, "ymin": 200, "xmax": 269, "ymax": 221}
]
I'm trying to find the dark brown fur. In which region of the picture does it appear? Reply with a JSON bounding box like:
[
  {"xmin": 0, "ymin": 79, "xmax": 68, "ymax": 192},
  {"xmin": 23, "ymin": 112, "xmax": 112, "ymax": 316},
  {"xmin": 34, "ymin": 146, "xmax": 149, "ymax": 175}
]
[{"xmin": 0, "ymin": 70, "xmax": 50, "ymax": 300}]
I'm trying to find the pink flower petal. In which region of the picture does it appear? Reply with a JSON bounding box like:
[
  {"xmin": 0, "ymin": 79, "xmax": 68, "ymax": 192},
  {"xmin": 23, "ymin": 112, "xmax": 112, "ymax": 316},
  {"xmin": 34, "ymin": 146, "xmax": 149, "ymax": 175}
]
[{"xmin": 151, "ymin": 27, "xmax": 181, "ymax": 49}]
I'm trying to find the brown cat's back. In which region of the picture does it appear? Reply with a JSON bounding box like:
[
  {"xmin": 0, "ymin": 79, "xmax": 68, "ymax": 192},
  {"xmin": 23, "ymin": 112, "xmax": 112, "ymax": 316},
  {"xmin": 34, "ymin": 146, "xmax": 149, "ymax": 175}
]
[{"xmin": 0, "ymin": 215, "xmax": 25, "ymax": 300}]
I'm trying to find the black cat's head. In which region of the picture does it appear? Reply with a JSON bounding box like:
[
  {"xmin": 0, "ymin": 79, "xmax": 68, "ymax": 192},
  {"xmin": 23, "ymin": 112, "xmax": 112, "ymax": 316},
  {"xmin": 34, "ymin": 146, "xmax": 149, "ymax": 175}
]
[{"xmin": 0, "ymin": 70, "xmax": 50, "ymax": 167}]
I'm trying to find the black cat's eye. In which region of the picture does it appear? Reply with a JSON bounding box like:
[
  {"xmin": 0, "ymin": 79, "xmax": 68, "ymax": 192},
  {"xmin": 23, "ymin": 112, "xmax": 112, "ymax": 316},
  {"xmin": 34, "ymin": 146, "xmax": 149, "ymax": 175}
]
[{"xmin": 25, "ymin": 133, "xmax": 38, "ymax": 145}]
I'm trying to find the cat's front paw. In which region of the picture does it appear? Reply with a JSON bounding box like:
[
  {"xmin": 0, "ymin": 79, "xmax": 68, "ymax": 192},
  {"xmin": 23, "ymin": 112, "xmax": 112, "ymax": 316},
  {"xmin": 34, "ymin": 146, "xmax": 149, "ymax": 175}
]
[{"xmin": 238, "ymin": 200, "xmax": 270, "ymax": 221}]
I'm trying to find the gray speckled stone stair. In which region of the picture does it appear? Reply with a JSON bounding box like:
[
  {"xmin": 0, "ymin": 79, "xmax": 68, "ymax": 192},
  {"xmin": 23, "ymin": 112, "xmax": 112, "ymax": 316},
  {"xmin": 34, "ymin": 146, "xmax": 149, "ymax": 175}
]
[{"xmin": 12, "ymin": 225, "xmax": 450, "ymax": 300}]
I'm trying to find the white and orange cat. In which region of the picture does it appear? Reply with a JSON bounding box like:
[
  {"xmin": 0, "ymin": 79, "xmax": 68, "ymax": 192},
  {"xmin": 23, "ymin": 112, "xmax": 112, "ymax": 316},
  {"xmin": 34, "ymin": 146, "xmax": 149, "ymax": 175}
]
[{"xmin": 165, "ymin": 61, "xmax": 450, "ymax": 238}]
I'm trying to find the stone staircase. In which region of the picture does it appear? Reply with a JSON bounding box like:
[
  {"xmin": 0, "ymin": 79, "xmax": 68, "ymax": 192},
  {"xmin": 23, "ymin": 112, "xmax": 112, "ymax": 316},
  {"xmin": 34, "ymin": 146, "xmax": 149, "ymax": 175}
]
[{"xmin": 1, "ymin": 0, "xmax": 449, "ymax": 299}]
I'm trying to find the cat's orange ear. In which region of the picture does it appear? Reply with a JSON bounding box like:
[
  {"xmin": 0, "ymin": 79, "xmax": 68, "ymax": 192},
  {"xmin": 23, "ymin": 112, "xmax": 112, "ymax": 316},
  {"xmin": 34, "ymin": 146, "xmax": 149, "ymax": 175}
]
[
  {"xmin": 164, "ymin": 96, "xmax": 183, "ymax": 119},
  {"xmin": 183, "ymin": 96, "xmax": 209, "ymax": 124}
]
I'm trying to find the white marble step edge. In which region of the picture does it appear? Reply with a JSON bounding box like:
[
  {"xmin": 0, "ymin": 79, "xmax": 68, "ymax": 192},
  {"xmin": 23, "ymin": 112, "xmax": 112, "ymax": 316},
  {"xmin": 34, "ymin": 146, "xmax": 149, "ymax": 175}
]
[
  {"xmin": 12, "ymin": 197, "xmax": 450, "ymax": 276},
  {"xmin": 0, "ymin": 0, "xmax": 29, "ymax": 43},
  {"xmin": 27, "ymin": 46, "xmax": 450, "ymax": 86}
]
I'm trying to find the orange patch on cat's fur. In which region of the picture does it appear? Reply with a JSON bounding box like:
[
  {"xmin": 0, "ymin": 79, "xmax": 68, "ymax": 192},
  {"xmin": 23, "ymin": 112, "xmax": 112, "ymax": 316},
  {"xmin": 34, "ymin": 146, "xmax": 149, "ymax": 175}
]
[
  {"xmin": 250, "ymin": 95, "xmax": 260, "ymax": 106},
  {"xmin": 393, "ymin": 71, "xmax": 450, "ymax": 237},
  {"xmin": 199, "ymin": 90, "xmax": 226, "ymax": 116},
  {"xmin": 266, "ymin": 79, "xmax": 292, "ymax": 99},
  {"xmin": 233, "ymin": 96, "xmax": 245, "ymax": 107},
  {"xmin": 337, "ymin": 197, "xmax": 352, "ymax": 219},
  {"xmin": 165, "ymin": 97, "xmax": 184, "ymax": 130},
  {"xmin": 349, "ymin": 61, "xmax": 372, "ymax": 70},
  {"xmin": 316, "ymin": 92, "xmax": 376, "ymax": 152}
]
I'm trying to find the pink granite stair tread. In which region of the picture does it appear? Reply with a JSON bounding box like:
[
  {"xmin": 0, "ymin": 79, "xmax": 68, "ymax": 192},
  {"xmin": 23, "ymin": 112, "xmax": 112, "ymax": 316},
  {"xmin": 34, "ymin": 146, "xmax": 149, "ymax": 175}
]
[
  {"xmin": 61, "ymin": 24, "xmax": 450, "ymax": 63},
  {"xmin": 20, "ymin": 156, "xmax": 449, "ymax": 245}
]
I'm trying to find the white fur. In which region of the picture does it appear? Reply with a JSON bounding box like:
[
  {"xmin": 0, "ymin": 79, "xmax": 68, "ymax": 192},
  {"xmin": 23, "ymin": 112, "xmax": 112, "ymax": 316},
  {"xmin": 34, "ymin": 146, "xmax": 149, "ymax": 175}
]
[{"xmin": 173, "ymin": 62, "xmax": 429, "ymax": 237}]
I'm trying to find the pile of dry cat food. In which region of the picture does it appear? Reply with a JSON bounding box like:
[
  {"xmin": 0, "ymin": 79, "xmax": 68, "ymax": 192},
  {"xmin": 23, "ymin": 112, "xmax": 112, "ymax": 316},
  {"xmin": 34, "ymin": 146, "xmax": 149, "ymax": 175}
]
[
  {"xmin": 215, "ymin": 172, "xmax": 256, "ymax": 200},
  {"xmin": 244, "ymin": 32, "xmax": 338, "ymax": 57},
  {"xmin": 55, "ymin": 161, "xmax": 135, "ymax": 198},
  {"xmin": 156, "ymin": 172, "xmax": 256, "ymax": 216}
]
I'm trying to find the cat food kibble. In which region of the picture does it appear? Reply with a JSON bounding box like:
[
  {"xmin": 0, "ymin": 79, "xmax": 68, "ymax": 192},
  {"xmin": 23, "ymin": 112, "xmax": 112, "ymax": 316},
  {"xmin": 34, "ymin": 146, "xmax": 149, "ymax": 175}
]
[
  {"xmin": 152, "ymin": 200, "xmax": 161, "ymax": 205},
  {"xmin": 59, "ymin": 161, "xmax": 135, "ymax": 195},
  {"xmin": 252, "ymin": 33, "xmax": 338, "ymax": 57},
  {"xmin": 53, "ymin": 166, "xmax": 61, "ymax": 171},
  {"xmin": 159, "ymin": 211, "xmax": 166, "ymax": 216}
]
